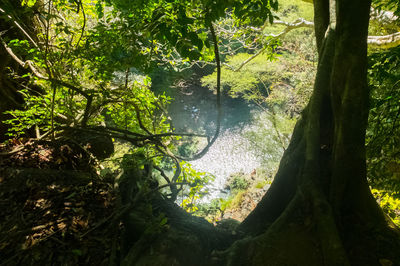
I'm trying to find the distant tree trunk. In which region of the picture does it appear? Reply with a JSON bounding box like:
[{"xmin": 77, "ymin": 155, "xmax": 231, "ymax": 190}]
[{"xmin": 222, "ymin": 0, "xmax": 400, "ymax": 264}]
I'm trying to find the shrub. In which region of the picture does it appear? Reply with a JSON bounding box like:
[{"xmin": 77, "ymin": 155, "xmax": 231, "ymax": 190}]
[
  {"xmin": 372, "ymin": 189, "xmax": 400, "ymax": 226},
  {"xmin": 227, "ymin": 173, "xmax": 250, "ymax": 192}
]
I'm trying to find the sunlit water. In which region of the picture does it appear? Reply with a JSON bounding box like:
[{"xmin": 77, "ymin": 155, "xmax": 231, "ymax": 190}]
[
  {"xmin": 164, "ymin": 82, "xmax": 265, "ymax": 202},
  {"xmin": 191, "ymin": 125, "xmax": 264, "ymax": 202}
]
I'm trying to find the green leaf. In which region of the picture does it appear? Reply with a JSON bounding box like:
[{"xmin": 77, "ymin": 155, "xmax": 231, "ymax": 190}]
[
  {"xmin": 160, "ymin": 217, "xmax": 168, "ymax": 226},
  {"xmin": 72, "ymin": 249, "xmax": 83, "ymax": 256},
  {"xmin": 188, "ymin": 32, "xmax": 203, "ymax": 51},
  {"xmin": 21, "ymin": 0, "xmax": 36, "ymax": 7}
]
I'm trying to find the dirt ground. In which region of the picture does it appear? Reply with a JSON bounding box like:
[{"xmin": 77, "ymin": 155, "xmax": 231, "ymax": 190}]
[{"xmin": 0, "ymin": 140, "xmax": 118, "ymax": 265}]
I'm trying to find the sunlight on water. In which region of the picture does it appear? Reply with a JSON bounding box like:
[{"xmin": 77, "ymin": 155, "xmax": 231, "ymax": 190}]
[{"xmin": 191, "ymin": 125, "xmax": 263, "ymax": 202}]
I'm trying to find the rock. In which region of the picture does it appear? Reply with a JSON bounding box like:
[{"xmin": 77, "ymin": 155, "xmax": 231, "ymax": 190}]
[{"xmin": 222, "ymin": 184, "xmax": 270, "ymax": 222}]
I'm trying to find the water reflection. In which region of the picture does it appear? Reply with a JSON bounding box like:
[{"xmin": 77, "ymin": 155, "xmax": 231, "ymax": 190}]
[
  {"xmin": 191, "ymin": 124, "xmax": 263, "ymax": 201},
  {"xmin": 168, "ymin": 85, "xmax": 254, "ymax": 134},
  {"xmin": 166, "ymin": 83, "xmax": 263, "ymax": 201}
]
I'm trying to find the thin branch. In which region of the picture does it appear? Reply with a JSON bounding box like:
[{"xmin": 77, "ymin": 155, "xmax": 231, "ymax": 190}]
[
  {"xmin": 153, "ymin": 165, "xmax": 172, "ymax": 184},
  {"xmin": 154, "ymin": 144, "xmax": 181, "ymax": 201},
  {"xmin": 75, "ymin": 0, "xmax": 86, "ymax": 48},
  {"xmin": 224, "ymin": 18, "xmax": 314, "ymax": 72},
  {"xmin": 272, "ymin": 18, "xmax": 314, "ymax": 31},
  {"xmin": 50, "ymin": 79, "xmax": 89, "ymax": 98},
  {"xmin": 155, "ymin": 181, "xmax": 191, "ymax": 191},
  {"xmin": 226, "ymin": 17, "xmax": 400, "ymax": 72},
  {"xmin": 226, "ymin": 46, "xmax": 267, "ymax": 72},
  {"xmin": 173, "ymin": 23, "xmax": 222, "ymax": 162},
  {"xmin": 124, "ymin": 68, "xmax": 129, "ymax": 131},
  {"xmin": 275, "ymin": 18, "xmax": 400, "ymax": 49},
  {"xmin": 0, "ymin": 7, "xmax": 38, "ymax": 48},
  {"xmin": 0, "ymin": 36, "xmax": 47, "ymax": 79},
  {"xmin": 79, "ymin": 125, "xmax": 208, "ymax": 140},
  {"xmin": 132, "ymin": 103, "xmax": 152, "ymax": 135},
  {"xmin": 1, "ymin": 36, "xmax": 95, "ymax": 128},
  {"xmin": 80, "ymin": 95, "xmax": 93, "ymax": 127}
]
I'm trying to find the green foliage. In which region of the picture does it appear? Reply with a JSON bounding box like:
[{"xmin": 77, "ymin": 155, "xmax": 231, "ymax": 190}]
[
  {"xmin": 106, "ymin": 76, "xmax": 172, "ymax": 134},
  {"xmin": 202, "ymin": 47, "xmax": 314, "ymax": 113},
  {"xmin": 372, "ymin": 189, "xmax": 400, "ymax": 226},
  {"xmin": 2, "ymin": 0, "xmax": 220, "ymax": 207},
  {"xmin": 366, "ymin": 40, "xmax": 400, "ymax": 225},
  {"xmin": 195, "ymin": 199, "xmax": 222, "ymax": 222},
  {"xmin": 367, "ymin": 46, "xmax": 400, "ymax": 186},
  {"xmin": 3, "ymin": 89, "xmax": 52, "ymax": 137},
  {"xmin": 255, "ymin": 179, "xmax": 269, "ymax": 189},
  {"xmin": 373, "ymin": 0, "xmax": 400, "ymax": 16},
  {"xmin": 231, "ymin": 0, "xmax": 279, "ymax": 26},
  {"xmin": 178, "ymin": 161, "xmax": 215, "ymax": 212},
  {"xmin": 101, "ymin": 0, "xmax": 279, "ymax": 66},
  {"xmin": 202, "ymin": 51, "xmax": 278, "ymax": 97},
  {"xmin": 245, "ymin": 111, "xmax": 295, "ymax": 165},
  {"xmin": 176, "ymin": 138, "xmax": 201, "ymax": 158},
  {"xmin": 222, "ymin": 191, "xmax": 246, "ymax": 211},
  {"xmin": 227, "ymin": 173, "xmax": 250, "ymax": 192},
  {"xmin": 274, "ymin": 0, "xmax": 314, "ymax": 21},
  {"xmin": 21, "ymin": 0, "xmax": 37, "ymax": 7},
  {"xmin": 201, "ymin": 6, "xmax": 316, "ymax": 116}
]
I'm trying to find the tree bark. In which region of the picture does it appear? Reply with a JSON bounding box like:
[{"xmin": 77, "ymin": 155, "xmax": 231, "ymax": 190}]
[{"xmin": 223, "ymin": 0, "xmax": 400, "ymax": 264}]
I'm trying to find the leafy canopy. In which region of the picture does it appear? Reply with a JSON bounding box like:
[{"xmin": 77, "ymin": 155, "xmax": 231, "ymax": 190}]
[{"xmin": 1, "ymin": 0, "xmax": 279, "ymax": 207}]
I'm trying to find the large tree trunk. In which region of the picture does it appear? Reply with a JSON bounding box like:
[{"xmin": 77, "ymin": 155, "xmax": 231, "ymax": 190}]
[{"xmin": 220, "ymin": 0, "xmax": 400, "ymax": 264}]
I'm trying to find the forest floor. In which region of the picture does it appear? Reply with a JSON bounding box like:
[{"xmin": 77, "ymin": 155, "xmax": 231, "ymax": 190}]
[
  {"xmin": 1, "ymin": 140, "xmax": 400, "ymax": 266},
  {"xmin": 0, "ymin": 140, "xmax": 118, "ymax": 266}
]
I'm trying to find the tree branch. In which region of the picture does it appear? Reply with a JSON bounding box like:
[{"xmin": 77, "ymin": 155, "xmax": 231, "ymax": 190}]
[
  {"xmin": 368, "ymin": 32, "xmax": 400, "ymax": 49},
  {"xmin": 1, "ymin": 36, "xmax": 96, "ymax": 127},
  {"xmin": 75, "ymin": 0, "xmax": 86, "ymax": 48},
  {"xmin": 272, "ymin": 18, "xmax": 314, "ymax": 33},
  {"xmin": 227, "ymin": 17, "xmax": 400, "ymax": 71},
  {"xmin": 0, "ymin": 7, "xmax": 38, "ymax": 48},
  {"xmin": 0, "ymin": 36, "xmax": 47, "ymax": 79},
  {"xmin": 370, "ymin": 7, "xmax": 399, "ymax": 24},
  {"xmin": 224, "ymin": 18, "xmax": 314, "ymax": 72},
  {"xmin": 275, "ymin": 17, "xmax": 400, "ymax": 49},
  {"xmin": 174, "ymin": 23, "xmax": 222, "ymax": 161}
]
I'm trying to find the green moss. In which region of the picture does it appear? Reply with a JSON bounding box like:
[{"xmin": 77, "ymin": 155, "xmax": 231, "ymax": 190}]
[
  {"xmin": 255, "ymin": 180, "xmax": 269, "ymax": 189},
  {"xmin": 222, "ymin": 191, "xmax": 246, "ymax": 211}
]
